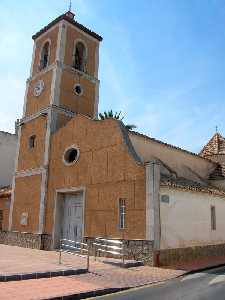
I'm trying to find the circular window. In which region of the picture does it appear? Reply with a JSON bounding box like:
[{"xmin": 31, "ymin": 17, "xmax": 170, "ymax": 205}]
[
  {"xmin": 63, "ymin": 146, "xmax": 80, "ymax": 165},
  {"xmin": 73, "ymin": 84, "xmax": 83, "ymax": 96}
]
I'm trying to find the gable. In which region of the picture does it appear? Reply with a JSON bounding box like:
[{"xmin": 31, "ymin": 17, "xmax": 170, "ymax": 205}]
[{"xmin": 129, "ymin": 131, "xmax": 216, "ymax": 181}]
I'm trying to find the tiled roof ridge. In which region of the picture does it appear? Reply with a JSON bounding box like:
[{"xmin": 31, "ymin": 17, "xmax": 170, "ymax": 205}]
[
  {"xmin": 0, "ymin": 186, "xmax": 11, "ymax": 198},
  {"xmin": 129, "ymin": 131, "xmax": 216, "ymax": 164},
  {"xmin": 0, "ymin": 131, "xmax": 16, "ymax": 136},
  {"xmin": 160, "ymin": 175, "xmax": 225, "ymax": 197},
  {"xmin": 32, "ymin": 12, "xmax": 103, "ymax": 41}
]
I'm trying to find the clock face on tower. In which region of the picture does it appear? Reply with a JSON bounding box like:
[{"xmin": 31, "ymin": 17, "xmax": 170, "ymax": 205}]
[{"xmin": 33, "ymin": 80, "xmax": 45, "ymax": 97}]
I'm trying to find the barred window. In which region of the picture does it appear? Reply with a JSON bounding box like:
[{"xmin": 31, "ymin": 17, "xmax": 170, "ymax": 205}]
[
  {"xmin": 119, "ymin": 199, "xmax": 126, "ymax": 229},
  {"xmin": 211, "ymin": 205, "xmax": 216, "ymax": 230}
]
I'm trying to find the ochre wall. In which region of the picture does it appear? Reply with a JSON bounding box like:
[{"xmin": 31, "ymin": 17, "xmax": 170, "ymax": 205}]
[
  {"xmin": 12, "ymin": 174, "xmax": 42, "ymax": 232},
  {"xmin": 45, "ymin": 116, "xmax": 146, "ymax": 240},
  {"xmin": 0, "ymin": 196, "xmax": 10, "ymax": 230},
  {"xmin": 17, "ymin": 116, "xmax": 47, "ymax": 171},
  {"xmin": 25, "ymin": 70, "xmax": 53, "ymax": 117},
  {"xmin": 32, "ymin": 25, "xmax": 59, "ymax": 76},
  {"xmin": 59, "ymin": 71, "xmax": 96, "ymax": 116}
]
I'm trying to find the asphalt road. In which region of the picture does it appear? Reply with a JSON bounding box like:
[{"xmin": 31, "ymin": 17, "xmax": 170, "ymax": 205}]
[{"xmin": 93, "ymin": 265, "xmax": 225, "ymax": 300}]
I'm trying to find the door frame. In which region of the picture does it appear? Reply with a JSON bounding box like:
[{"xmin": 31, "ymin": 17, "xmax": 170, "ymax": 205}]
[{"xmin": 52, "ymin": 186, "xmax": 86, "ymax": 249}]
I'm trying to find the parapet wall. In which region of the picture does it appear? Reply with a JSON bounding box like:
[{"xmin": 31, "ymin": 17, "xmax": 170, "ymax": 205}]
[{"xmin": 159, "ymin": 243, "xmax": 225, "ymax": 266}]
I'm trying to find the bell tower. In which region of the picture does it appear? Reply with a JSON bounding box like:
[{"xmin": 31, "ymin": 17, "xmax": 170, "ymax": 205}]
[{"xmin": 9, "ymin": 11, "xmax": 102, "ymax": 235}]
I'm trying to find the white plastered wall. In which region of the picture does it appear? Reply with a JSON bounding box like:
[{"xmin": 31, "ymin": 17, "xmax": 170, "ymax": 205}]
[
  {"xmin": 160, "ymin": 187, "xmax": 225, "ymax": 249},
  {"xmin": 129, "ymin": 133, "xmax": 215, "ymax": 182},
  {"xmin": 0, "ymin": 132, "xmax": 17, "ymax": 187}
]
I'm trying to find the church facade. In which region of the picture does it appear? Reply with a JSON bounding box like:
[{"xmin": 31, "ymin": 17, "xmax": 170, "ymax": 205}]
[{"xmin": 1, "ymin": 11, "xmax": 225, "ymax": 266}]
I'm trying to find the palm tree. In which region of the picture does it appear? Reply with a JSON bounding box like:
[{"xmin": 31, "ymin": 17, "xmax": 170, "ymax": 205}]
[{"xmin": 99, "ymin": 110, "xmax": 137, "ymax": 131}]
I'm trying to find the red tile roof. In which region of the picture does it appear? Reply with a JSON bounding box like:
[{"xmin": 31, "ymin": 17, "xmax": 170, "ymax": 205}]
[
  {"xmin": 161, "ymin": 175, "xmax": 225, "ymax": 197},
  {"xmin": 0, "ymin": 186, "xmax": 11, "ymax": 198},
  {"xmin": 200, "ymin": 132, "xmax": 225, "ymax": 157},
  {"xmin": 32, "ymin": 11, "xmax": 103, "ymax": 41}
]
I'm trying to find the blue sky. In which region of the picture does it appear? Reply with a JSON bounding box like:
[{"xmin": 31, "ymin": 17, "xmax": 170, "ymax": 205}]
[{"xmin": 1, "ymin": 0, "xmax": 225, "ymax": 153}]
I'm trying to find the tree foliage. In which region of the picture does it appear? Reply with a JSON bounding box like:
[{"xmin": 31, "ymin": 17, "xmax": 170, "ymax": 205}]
[{"xmin": 99, "ymin": 110, "xmax": 137, "ymax": 131}]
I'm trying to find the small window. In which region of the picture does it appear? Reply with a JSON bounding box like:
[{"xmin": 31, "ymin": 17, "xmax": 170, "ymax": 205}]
[
  {"xmin": 40, "ymin": 41, "xmax": 50, "ymax": 70},
  {"xmin": 119, "ymin": 199, "xmax": 126, "ymax": 229},
  {"xmin": 72, "ymin": 41, "xmax": 86, "ymax": 72},
  {"xmin": 211, "ymin": 205, "xmax": 216, "ymax": 230},
  {"xmin": 63, "ymin": 146, "xmax": 80, "ymax": 165},
  {"xmin": 29, "ymin": 135, "xmax": 36, "ymax": 149},
  {"xmin": 161, "ymin": 194, "xmax": 170, "ymax": 204}
]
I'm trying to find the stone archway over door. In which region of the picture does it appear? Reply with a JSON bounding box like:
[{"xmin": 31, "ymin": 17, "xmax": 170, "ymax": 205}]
[{"xmin": 63, "ymin": 193, "xmax": 83, "ymax": 242}]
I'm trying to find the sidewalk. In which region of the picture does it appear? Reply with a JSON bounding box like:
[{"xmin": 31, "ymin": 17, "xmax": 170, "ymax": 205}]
[
  {"xmin": 0, "ymin": 266, "xmax": 185, "ymax": 300},
  {"xmin": 0, "ymin": 244, "xmax": 225, "ymax": 299}
]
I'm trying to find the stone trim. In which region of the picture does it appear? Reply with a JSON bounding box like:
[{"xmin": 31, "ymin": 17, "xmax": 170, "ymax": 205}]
[
  {"xmin": 20, "ymin": 105, "xmax": 75, "ymax": 125},
  {"xmin": 9, "ymin": 125, "xmax": 22, "ymax": 230},
  {"xmin": 22, "ymin": 80, "xmax": 30, "ymax": 117},
  {"xmin": 27, "ymin": 63, "xmax": 55, "ymax": 83},
  {"xmin": 145, "ymin": 161, "xmax": 160, "ymax": 248},
  {"xmin": 29, "ymin": 41, "xmax": 37, "ymax": 77},
  {"xmin": 15, "ymin": 167, "xmax": 45, "ymax": 178},
  {"xmin": 38, "ymin": 169, "xmax": 48, "ymax": 234},
  {"xmin": 62, "ymin": 63, "xmax": 99, "ymax": 84},
  {"xmin": 94, "ymin": 80, "xmax": 99, "ymax": 119}
]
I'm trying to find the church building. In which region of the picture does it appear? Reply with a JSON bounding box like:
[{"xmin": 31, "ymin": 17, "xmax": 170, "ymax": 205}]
[{"xmin": 1, "ymin": 10, "xmax": 225, "ymax": 266}]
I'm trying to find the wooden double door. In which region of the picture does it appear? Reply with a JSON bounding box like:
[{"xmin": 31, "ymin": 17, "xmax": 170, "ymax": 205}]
[{"xmin": 62, "ymin": 193, "xmax": 83, "ymax": 242}]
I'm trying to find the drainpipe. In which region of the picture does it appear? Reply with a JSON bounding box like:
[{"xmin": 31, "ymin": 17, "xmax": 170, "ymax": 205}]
[{"xmin": 145, "ymin": 160, "xmax": 161, "ymax": 266}]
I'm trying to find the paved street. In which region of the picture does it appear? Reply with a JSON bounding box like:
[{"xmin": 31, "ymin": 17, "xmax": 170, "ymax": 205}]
[{"xmin": 93, "ymin": 266, "xmax": 225, "ymax": 300}]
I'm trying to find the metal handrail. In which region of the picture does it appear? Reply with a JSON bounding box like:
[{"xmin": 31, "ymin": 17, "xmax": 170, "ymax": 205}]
[
  {"xmin": 95, "ymin": 237, "xmax": 123, "ymax": 244},
  {"xmin": 94, "ymin": 237, "xmax": 125, "ymax": 265},
  {"xmin": 59, "ymin": 238, "xmax": 90, "ymax": 271}
]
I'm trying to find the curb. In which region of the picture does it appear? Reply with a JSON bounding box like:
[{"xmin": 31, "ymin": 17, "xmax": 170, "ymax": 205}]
[
  {"xmin": 44, "ymin": 287, "xmax": 128, "ymax": 300},
  {"xmin": 185, "ymin": 262, "xmax": 225, "ymax": 275},
  {"xmin": 0, "ymin": 268, "xmax": 87, "ymax": 282}
]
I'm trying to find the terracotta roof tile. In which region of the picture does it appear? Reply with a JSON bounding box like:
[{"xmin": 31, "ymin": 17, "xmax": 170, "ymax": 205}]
[
  {"xmin": 0, "ymin": 186, "xmax": 11, "ymax": 198},
  {"xmin": 200, "ymin": 132, "xmax": 225, "ymax": 157},
  {"xmin": 160, "ymin": 175, "xmax": 225, "ymax": 197},
  {"xmin": 32, "ymin": 11, "xmax": 103, "ymax": 41}
]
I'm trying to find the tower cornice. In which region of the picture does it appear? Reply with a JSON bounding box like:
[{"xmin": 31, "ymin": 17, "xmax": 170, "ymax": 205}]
[{"xmin": 32, "ymin": 12, "xmax": 103, "ymax": 42}]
